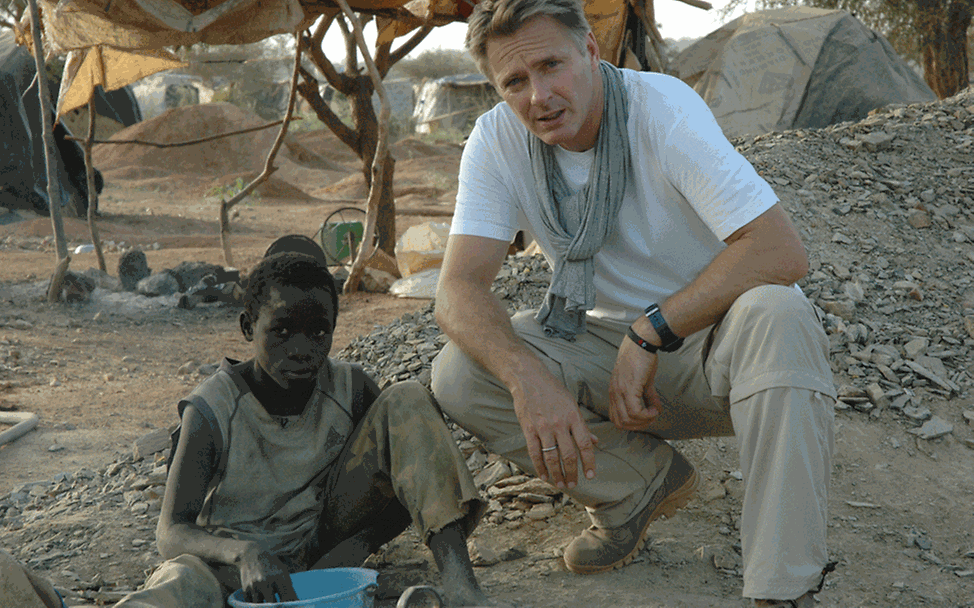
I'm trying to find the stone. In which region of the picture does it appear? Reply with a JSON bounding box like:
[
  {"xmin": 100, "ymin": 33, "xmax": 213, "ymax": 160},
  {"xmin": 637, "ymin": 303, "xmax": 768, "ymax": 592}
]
[
  {"xmin": 859, "ymin": 131, "xmax": 894, "ymax": 151},
  {"xmin": 118, "ymin": 249, "xmax": 150, "ymax": 291},
  {"xmin": 489, "ymin": 478, "xmax": 561, "ymax": 499},
  {"xmin": 844, "ymin": 282, "xmax": 865, "ymax": 302},
  {"xmin": 865, "ymin": 383, "xmax": 889, "ymax": 409},
  {"xmin": 904, "ymin": 338, "xmax": 929, "ymax": 358},
  {"xmin": 136, "ymin": 272, "xmax": 179, "ymax": 297},
  {"xmin": 821, "ymin": 300, "xmax": 856, "ymax": 321},
  {"xmin": 168, "ymin": 261, "xmax": 236, "ymax": 292},
  {"xmin": 525, "ymin": 503, "xmax": 555, "ymax": 520},
  {"xmin": 907, "ymin": 211, "xmax": 931, "ymax": 228},
  {"xmin": 176, "ymin": 361, "xmax": 198, "ymax": 376},
  {"xmin": 133, "ymin": 428, "xmax": 172, "ymax": 461},
  {"xmin": 474, "ymin": 460, "xmax": 512, "ymax": 489},
  {"xmin": 903, "ymin": 405, "xmax": 932, "ymax": 421},
  {"xmin": 468, "ymin": 539, "xmax": 502, "ymax": 567},
  {"xmin": 908, "ymin": 416, "xmax": 953, "ymax": 440}
]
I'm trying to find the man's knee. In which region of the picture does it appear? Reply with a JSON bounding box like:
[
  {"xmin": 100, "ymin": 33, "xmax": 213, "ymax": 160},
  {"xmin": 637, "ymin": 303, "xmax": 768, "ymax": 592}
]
[
  {"xmin": 431, "ymin": 342, "xmax": 482, "ymax": 421},
  {"xmin": 731, "ymin": 285, "xmax": 824, "ymax": 339},
  {"xmin": 735, "ymin": 284, "xmax": 811, "ymax": 317}
]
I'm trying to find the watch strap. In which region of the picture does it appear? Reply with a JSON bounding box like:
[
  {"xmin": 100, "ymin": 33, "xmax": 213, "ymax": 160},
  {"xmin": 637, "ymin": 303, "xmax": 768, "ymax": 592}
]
[
  {"xmin": 644, "ymin": 304, "xmax": 684, "ymax": 352},
  {"xmin": 626, "ymin": 326, "xmax": 658, "ymax": 354}
]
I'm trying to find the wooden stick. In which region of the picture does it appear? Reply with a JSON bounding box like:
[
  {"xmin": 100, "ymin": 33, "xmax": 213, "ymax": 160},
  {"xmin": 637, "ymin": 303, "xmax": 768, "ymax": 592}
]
[
  {"xmin": 333, "ymin": 0, "xmax": 391, "ymax": 294},
  {"xmin": 84, "ymin": 99, "xmax": 107, "ymax": 272},
  {"xmin": 47, "ymin": 254, "xmax": 72, "ymax": 303},
  {"xmin": 219, "ymin": 32, "xmax": 303, "ymax": 267},
  {"xmin": 64, "ymin": 118, "xmax": 298, "ymax": 148},
  {"xmin": 26, "ymin": 0, "xmax": 70, "ymax": 302},
  {"xmin": 0, "ymin": 411, "xmax": 39, "ymax": 447},
  {"xmin": 672, "ymin": 0, "xmax": 713, "ymax": 10}
]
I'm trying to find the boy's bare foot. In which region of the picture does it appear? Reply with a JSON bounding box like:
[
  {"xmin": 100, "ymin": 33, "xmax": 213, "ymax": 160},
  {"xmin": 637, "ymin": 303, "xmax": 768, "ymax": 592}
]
[
  {"xmin": 396, "ymin": 584, "xmax": 518, "ymax": 608},
  {"xmin": 427, "ymin": 521, "xmax": 516, "ymax": 607}
]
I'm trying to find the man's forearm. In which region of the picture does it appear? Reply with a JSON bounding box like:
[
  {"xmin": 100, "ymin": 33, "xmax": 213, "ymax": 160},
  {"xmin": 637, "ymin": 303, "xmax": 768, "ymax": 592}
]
[
  {"xmin": 436, "ymin": 280, "xmax": 550, "ymax": 395},
  {"xmin": 635, "ymin": 205, "xmax": 808, "ymax": 344}
]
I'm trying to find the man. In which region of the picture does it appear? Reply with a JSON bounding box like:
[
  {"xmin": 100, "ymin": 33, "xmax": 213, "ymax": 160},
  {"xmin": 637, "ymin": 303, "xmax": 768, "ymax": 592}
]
[{"xmin": 430, "ymin": 1, "xmax": 837, "ymax": 606}]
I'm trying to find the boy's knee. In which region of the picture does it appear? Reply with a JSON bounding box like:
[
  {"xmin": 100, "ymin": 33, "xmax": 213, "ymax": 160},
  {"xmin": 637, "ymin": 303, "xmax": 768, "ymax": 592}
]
[{"xmin": 380, "ymin": 381, "xmax": 443, "ymax": 422}]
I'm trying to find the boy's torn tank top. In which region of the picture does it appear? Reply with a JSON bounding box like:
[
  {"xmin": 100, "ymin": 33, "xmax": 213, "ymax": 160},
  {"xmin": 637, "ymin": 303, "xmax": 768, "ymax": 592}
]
[{"xmin": 184, "ymin": 358, "xmax": 357, "ymax": 559}]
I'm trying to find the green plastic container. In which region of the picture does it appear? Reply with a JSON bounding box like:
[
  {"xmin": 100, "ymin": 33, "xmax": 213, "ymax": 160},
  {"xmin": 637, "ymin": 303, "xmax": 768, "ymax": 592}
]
[{"xmin": 316, "ymin": 221, "xmax": 364, "ymax": 264}]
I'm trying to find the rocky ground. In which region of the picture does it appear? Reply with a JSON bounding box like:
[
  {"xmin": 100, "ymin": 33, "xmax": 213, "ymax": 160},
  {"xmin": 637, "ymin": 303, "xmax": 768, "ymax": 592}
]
[{"xmin": 2, "ymin": 89, "xmax": 974, "ymax": 607}]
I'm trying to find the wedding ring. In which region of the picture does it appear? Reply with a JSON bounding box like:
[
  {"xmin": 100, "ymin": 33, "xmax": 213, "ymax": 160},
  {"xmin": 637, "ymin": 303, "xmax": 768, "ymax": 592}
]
[{"xmin": 541, "ymin": 446, "xmax": 558, "ymax": 453}]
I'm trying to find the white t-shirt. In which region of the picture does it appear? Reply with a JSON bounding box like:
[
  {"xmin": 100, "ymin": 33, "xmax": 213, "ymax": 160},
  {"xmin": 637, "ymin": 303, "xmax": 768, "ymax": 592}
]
[{"xmin": 453, "ymin": 71, "xmax": 779, "ymax": 324}]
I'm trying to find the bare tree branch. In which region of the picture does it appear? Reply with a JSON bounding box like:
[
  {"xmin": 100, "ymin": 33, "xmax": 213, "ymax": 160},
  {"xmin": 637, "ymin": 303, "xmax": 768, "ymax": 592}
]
[
  {"xmin": 66, "ymin": 119, "xmax": 294, "ymax": 147},
  {"xmin": 83, "ymin": 99, "xmax": 106, "ymax": 272},
  {"xmin": 304, "ymin": 27, "xmax": 348, "ymax": 90},
  {"xmin": 337, "ymin": 14, "xmax": 358, "ymax": 72},
  {"xmin": 332, "ymin": 0, "xmax": 390, "ymax": 294},
  {"xmin": 375, "ymin": 39, "xmax": 392, "ymax": 76},
  {"xmin": 25, "ymin": 0, "xmax": 69, "ymax": 301},
  {"xmin": 388, "ymin": 24, "xmax": 434, "ymax": 66},
  {"xmin": 296, "ymin": 66, "xmax": 358, "ymax": 147},
  {"xmin": 220, "ymin": 31, "xmax": 303, "ymax": 266}
]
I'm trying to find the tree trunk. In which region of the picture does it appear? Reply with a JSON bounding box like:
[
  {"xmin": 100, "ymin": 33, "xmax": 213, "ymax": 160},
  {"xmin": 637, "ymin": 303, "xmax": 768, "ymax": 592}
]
[
  {"xmin": 919, "ymin": 0, "xmax": 972, "ymax": 99},
  {"xmin": 348, "ymin": 75, "xmax": 397, "ymax": 256}
]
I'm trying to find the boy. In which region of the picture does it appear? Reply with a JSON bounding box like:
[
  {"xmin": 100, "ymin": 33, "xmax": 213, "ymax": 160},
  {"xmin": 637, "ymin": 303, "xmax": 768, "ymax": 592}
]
[{"xmin": 116, "ymin": 252, "xmax": 499, "ymax": 607}]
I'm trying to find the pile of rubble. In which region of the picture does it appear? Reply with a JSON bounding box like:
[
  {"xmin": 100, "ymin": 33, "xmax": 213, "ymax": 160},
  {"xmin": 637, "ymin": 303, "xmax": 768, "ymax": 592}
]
[{"xmin": 3, "ymin": 87, "xmax": 974, "ymax": 601}]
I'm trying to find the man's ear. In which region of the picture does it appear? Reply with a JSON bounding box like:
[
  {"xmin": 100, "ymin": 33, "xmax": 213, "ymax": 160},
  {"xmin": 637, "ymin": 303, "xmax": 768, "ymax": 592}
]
[
  {"xmin": 586, "ymin": 31, "xmax": 600, "ymax": 64},
  {"xmin": 239, "ymin": 311, "xmax": 255, "ymax": 342}
]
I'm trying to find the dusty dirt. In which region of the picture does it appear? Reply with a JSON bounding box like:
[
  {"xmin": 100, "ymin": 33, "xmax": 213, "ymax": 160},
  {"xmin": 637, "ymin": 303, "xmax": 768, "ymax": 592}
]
[{"xmin": 1, "ymin": 102, "xmax": 973, "ymax": 608}]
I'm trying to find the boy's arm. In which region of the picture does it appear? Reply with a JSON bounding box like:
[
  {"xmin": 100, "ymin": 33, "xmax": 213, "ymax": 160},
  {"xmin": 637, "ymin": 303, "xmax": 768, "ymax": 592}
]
[{"xmin": 156, "ymin": 403, "xmax": 298, "ymax": 602}]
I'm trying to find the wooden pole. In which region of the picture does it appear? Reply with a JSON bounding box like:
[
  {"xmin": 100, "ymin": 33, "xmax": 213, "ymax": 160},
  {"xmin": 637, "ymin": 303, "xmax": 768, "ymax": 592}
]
[
  {"xmin": 25, "ymin": 0, "xmax": 70, "ymax": 302},
  {"xmin": 219, "ymin": 32, "xmax": 303, "ymax": 267},
  {"xmin": 84, "ymin": 99, "xmax": 107, "ymax": 272},
  {"xmin": 65, "ymin": 118, "xmax": 299, "ymax": 148},
  {"xmin": 334, "ymin": 0, "xmax": 390, "ymax": 294}
]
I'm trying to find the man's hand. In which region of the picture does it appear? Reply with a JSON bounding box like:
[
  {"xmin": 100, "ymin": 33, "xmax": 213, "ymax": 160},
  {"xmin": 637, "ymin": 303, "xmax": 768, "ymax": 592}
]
[
  {"xmin": 609, "ymin": 330, "xmax": 662, "ymax": 431},
  {"xmin": 512, "ymin": 371, "xmax": 598, "ymax": 489},
  {"xmin": 239, "ymin": 544, "xmax": 298, "ymax": 604}
]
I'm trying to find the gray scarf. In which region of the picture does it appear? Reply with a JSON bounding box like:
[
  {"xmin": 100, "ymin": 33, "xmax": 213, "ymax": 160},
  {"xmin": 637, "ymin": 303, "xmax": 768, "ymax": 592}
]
[{"xmin": 526, "ymin": 61, "xmax": 630, "ymax": 340}]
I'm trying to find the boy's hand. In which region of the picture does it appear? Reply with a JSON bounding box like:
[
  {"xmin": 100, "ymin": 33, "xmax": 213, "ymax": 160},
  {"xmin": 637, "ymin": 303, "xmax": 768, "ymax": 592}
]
[{"xmin": 239, "ymin": 545, "xmax": 299, "ymax": 603}]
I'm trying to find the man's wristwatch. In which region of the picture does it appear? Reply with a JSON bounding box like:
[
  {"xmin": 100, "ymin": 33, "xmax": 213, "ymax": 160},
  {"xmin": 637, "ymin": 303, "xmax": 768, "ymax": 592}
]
[{"xmin": 643, "ymin": 303, "xmax": 684, "ymax": 352}]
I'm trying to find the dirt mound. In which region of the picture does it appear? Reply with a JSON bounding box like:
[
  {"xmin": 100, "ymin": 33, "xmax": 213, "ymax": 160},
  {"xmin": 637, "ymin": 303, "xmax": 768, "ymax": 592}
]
[
  {"xmin": 92, "ymin": 103, "xmax": 291, "ymax": 177},
  {"xmin": 288, "ymin": 129, "xmax": 360, "ymax": 165},
  {"xmin": 389, "ymin": 137, "xmax": 463, "ymax": 160},
  {"xmin": 100, "ymin": 165, "xmax": 173, "ymax": 181},
  {"xmin": 313, "ymin": 173, "xmax": 368, "ymax": 200},
  {"xmin": 199, "ymin": 172, "xmax": 316, "ymax": 202},
  {"xmin": 283, "ymin": 139, "xmax": 347, "ymax": 172}
]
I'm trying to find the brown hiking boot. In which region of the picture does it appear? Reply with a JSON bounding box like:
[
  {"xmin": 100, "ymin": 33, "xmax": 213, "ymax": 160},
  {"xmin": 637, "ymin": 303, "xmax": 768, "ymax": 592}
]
[{"xmin": 563, "ymin": 451, "xmax": 698, "ymax": 574}]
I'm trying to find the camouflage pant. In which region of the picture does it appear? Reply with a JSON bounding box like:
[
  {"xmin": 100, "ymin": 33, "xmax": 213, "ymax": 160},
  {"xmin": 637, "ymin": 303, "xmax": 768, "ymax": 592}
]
[{"xmin": 115, "ymin": 381, "xmax": 484, "ymax": 608}]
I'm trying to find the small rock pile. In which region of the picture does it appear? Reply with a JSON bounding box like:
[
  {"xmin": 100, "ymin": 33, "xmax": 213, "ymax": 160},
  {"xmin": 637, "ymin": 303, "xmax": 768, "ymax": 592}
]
[{"xmin": 0, "ymin": 449, "xmax": 169, "ymax": 604}]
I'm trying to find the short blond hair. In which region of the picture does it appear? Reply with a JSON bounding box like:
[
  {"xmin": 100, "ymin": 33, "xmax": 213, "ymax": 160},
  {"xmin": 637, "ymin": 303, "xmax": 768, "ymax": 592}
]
[{"xmin": 465, "ymin": 0, "xmax": 591, "ymax": 84}]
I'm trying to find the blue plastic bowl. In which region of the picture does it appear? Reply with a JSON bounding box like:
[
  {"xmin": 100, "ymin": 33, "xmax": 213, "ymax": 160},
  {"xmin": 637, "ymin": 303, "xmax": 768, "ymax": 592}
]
[{"xmin": 227, "ymin": 568, "xmax": 378, "ymax": 608}]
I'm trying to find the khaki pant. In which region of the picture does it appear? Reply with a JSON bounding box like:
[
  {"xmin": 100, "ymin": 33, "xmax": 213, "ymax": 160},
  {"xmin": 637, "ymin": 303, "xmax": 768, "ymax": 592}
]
[
  {"xmin": 115, "ymin": 382, "xmax": 484, "ymax": 607},
  {"xmin": 432, "ymin": 285, "xmax": 836, "ymax": 599},
  {"xmin": 0, "ymin": 550, "xmax": 64, "ymax": 608}
]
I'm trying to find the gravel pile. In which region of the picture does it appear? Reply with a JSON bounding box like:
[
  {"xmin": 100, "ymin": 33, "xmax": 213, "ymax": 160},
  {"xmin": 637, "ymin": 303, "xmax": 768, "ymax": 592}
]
[{"xmin": 3, "ymin": 87, "xmax": 974, "ymax": 602}]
